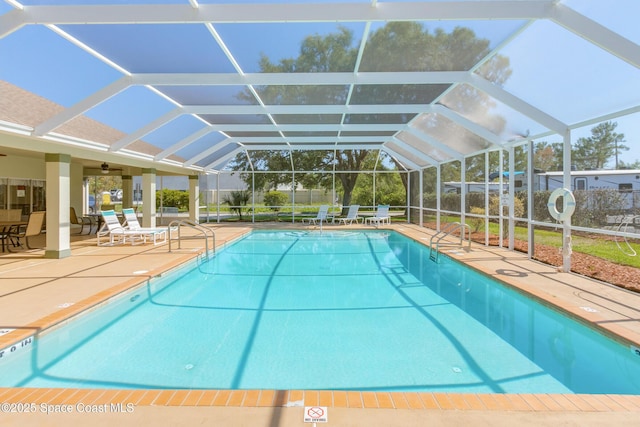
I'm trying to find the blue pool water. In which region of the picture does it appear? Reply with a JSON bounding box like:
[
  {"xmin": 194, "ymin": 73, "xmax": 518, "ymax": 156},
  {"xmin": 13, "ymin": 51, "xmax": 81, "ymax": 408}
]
[{"xmin": 1, "ymin": 230, "xmax": 639, "ymax": 393}]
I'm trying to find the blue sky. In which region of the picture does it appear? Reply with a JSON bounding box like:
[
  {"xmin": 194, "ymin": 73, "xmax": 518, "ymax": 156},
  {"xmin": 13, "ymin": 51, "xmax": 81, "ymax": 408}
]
[{"xmin": 0, "ymin": 0, "xmax": 639, "ymax": 166}]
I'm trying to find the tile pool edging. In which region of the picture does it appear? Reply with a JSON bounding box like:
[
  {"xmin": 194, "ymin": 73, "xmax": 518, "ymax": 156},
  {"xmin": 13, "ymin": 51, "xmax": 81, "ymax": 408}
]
[{"xmin": 0, "ymin": 387, "xmax": 638, "ymax": 412}]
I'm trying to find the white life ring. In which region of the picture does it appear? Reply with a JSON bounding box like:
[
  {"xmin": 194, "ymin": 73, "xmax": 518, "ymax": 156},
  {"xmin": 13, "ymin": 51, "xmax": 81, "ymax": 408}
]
[{"xmin": 547, "ymin": 188, "xmax": 576, "ymax": 221}]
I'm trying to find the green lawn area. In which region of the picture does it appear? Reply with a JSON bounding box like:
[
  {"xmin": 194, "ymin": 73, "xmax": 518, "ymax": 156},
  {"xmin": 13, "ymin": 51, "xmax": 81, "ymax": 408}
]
[
  {"xmin": 494, "ymin": 222, "xmax": 640, "ymax": 268},
  {"xmin": 424, "ymin": 214, "xmax": 640, "ymax": 269}
]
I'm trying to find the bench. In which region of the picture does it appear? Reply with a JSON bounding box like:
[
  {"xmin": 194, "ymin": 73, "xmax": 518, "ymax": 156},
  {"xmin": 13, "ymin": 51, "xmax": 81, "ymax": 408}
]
[
  {"xmin": 606, "ymin": 215, "xmax": 638, "ymax": 225},
  {"xmin": 605, "ymin": 215, "xmax": 640, "ymax": 233}
]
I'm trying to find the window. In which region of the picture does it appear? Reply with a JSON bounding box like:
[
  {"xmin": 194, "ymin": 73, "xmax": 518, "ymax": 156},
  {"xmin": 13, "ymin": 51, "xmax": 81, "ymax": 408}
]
[{"xmin": 619, "ymin": 183, "xmax": 633, "ymax": 193}]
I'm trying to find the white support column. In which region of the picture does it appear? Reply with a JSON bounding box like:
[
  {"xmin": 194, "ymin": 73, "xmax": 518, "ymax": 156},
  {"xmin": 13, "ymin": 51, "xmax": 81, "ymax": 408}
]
[
  {"xmin": 372, "ymin": 169, "xmax": 377, "ymax": 208},
  {"xmin": 188, "ymin": 175, "xmax": 199, "ymax": 223},
  {"xmin": 499, "ymin": 150, "xmax": 504, "ymax": 247},
  {"xmin": 406, "ymin": 171, "xmax": 411, "ymax": 224},
  {"xmin": 216, "ymin": 174, "xmax": 220, "ymax": 223},
  {"xmin": 141, "ymin": 168, "xmax": 156, "ymax": 228},
  {"xmin": 122, "ymin": 175, "xmax": 133, "ymax": 209},
  {"xmin": 527, "ymin": 140, "xmax": 535, "ymax": 259},
  {"xmin": 461, "ymin": 157, "xmax": 466, "ymax": 225},
  {"xmin": 484, "ymin": 152, "xmax": 490, "ymax": 246},
  {"xmin": 562, "ymin": 129, "xmax": 573, "ymax": 272},
  {"xmin": 436, "ymin": 164, "xmax": 441, "ymax": 230},
  {"xmin": 45, "ymin": 153, "xmax": 71, "ymax": 259},
  {"xmin": 508, "ymin": 146, "xmax": 515, "ymax": 250},
  {"xmin": 251, "ymin": 171, "xmax": 255, "ymax": 223},
  {"xmin": 419, "ymin": 169, "xmax": 424, "ymax": 227},
  {"xmin": 290, "ymin": 152, "xmax": 296, "ymax": 222},
  {"xmin": 82, "ymin": 178, "xmax": 90, "ymax": 216}
]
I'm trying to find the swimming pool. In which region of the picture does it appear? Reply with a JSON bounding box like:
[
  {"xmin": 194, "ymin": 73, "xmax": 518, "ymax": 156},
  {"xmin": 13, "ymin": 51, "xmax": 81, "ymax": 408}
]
[{"xmin": 1, "ymin": 230, "xmax": 639, "ymax": 393}]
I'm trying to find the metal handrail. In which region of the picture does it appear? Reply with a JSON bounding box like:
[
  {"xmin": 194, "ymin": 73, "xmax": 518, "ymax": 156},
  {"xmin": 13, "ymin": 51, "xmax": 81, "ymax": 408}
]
[
  {"xmin": 167, "ymin": 219, "xmax": 216, "ymax": 258},
  {"xmin": 429, "ymin": 222, "xmax": 471, "ymax": 262},
  {"xmin": 614, "ymin": 215, "xmax": 639, "ymax": 257}
]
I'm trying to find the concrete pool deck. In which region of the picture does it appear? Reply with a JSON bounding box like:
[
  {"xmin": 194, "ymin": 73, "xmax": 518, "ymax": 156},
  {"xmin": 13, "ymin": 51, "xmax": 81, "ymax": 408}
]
[{"xmin": 0, "ymin": 222, "xmax": 639, "ymax": 426}]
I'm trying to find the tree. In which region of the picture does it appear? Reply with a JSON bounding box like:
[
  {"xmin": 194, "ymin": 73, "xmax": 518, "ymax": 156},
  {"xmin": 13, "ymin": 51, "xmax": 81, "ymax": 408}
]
[
  {"xmin": 222, "ymin": 190, "xmax": 250, "ymax": 220},
  {"xmin": 351, "ymin": 152, "xmax": 406, "ymax": 207},
  {"xmin": 228, "ymin": 150, "xmax": 294, "ymax": 192},
  {"xmin": 232, "ymin": 27, "xmax": 363, "ymax": 212},
  {"xmin": 573, "ymin": 121, "xmax": 627, "ymax": 170},
  {"xmin": 230, "ymin": 23, "xmax": 512, "ymax": 211},
  {"xmin": 618, "ymin": 159, "xmax": 640, "ymax": 169},
  {"xmin": 359, "ymin": 23, "xmax": 512, "ymax": 189},
  {"xmin": 527, "ymin": 141, "xmax": 566, "ymax": 172}
]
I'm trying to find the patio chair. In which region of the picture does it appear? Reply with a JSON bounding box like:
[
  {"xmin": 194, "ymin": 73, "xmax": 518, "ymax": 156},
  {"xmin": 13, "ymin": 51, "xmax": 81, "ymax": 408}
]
[
  {"xmin": 10, "ymin": 211, "xmax": 45, "ymax": 250},
  {"xmin": 70, "ymin": 206, "xmax": 92, "ymax": 234},
  {"xmin": 365, "ymin": 205, "xmax": 391, "ymax": 227},
  {"xmin": 337, "ymin": 205, "xmax": 362, "ymax": 225},
  {"xmin": 121, "ymin": 208, "xmax": 167, "ymax": 245},
  {"xmin": 302, "ymin": 204, "xmax": 329, "ymax": 225},
  {"xmin": 97, "ymin": 210, "xmax": 127, "ymax": 246},
  {"xmin": 98, "ymin": 209, "xmax": 165, "ymax": 246}
]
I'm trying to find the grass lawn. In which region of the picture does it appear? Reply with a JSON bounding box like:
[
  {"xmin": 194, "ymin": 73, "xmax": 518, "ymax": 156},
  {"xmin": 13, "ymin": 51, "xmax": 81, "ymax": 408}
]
[
  {"xmin": 425, "ymin": 215, "xmax": 640, "ymax": 269},
  {"xmin": 492, "ymin": 222, "xmax": 640, "ymax": 268}
]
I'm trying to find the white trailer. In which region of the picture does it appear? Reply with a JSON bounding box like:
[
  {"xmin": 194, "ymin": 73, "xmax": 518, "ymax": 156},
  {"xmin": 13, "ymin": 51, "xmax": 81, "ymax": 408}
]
[
  {"xmin": 444, "ymin": 170, "xmax": 640, "ymax": 210},
  {"xmin": 533, "ymin": 170, "xmax": 640, "ymax": 192},
  {"xmin": 534, "ymin": 170, "xmax": 640, "ymax": 211}
]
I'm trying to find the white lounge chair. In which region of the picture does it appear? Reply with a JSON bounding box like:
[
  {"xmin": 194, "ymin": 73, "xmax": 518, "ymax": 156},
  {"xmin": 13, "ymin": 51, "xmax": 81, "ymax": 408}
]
[
  {"xmin": 97, "ymin": 210, "xmax": 127, "ymax": 246},
  {"xmin": 97, "ymin": 210, "xmax": 167, "ymax": 246},
  {"xmin": 302, "ymin": 205, "xmax": 330, "ymax": 225},
  {"xmin": 122, "ymin": 208, "xmax": 167, "ymax": 245},
  {"xmin": 365, "ymin": 204, "xmax": 391, "ymax": 227},
  {"xmin": 337, "ymin": 205, "xmax": 362, "ymax": 225}
]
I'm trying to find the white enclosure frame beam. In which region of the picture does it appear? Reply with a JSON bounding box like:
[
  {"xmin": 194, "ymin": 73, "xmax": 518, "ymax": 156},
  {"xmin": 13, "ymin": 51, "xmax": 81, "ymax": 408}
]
[
  {"xmin": 110, "ymin": 108, "xmax": 183, "ymax": 152},
  {"xmin": 34, "ymin": 77, "xmax": 131, "ymax": 136},
  {"xmin": 18, "ymin": 2, "xmax": 553, "ymax": 25},
  {"xmin": 133, "ymin": 71, "xmax": 471, "ymax": 86},
  {"xmin": 551, "ymin": 4, "xmax": 640, "ymax": 69}
]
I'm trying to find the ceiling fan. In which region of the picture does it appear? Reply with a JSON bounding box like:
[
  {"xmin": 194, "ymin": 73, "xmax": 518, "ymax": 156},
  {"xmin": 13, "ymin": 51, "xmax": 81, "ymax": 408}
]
[{"xmin": 100, "ymin": 162, "xmax": 122, "ymax": 174}]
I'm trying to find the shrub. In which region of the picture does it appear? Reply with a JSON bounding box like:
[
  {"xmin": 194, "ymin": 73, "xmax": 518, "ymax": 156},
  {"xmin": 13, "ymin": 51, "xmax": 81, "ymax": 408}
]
[
  {"xmin": 263, "ymin": 191, "xmax": 289, "ymax": 211},
  {"xmin": 573, "ymin": 189, "xmax": 627, "ymax": 227},
  {"xmin": 488, "ymin": 194, "xmax": 524, "ymax": 218},
  {"xmin": 263, "ymin": 191, "xmax": 289, "ymax": 220},
  {"xmin": 468, "ymin": 207, "xmax": 485, "ymax": 232},
  {"xmin": 156, "ymin": 189, "xmax": 189, "ymax": 210}
]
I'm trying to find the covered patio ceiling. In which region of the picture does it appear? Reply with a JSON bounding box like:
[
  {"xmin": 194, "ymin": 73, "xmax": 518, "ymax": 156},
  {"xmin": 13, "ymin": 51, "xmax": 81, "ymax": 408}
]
[{"xmin": 0, "ymin": 1, "xmax": 638, "ymax": 174}]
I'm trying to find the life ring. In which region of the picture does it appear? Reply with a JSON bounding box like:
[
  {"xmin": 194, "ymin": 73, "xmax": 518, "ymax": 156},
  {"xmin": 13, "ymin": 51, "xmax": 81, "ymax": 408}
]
[{"xmin": 547, "ymin": 188, "xmax": 576, "ymax": 221}]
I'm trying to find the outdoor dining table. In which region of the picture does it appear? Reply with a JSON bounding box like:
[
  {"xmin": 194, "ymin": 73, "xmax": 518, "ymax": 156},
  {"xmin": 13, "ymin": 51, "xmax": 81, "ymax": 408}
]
[{"xmin": 0, "ymin": 221, "xmax": 27, "ymax": 252}]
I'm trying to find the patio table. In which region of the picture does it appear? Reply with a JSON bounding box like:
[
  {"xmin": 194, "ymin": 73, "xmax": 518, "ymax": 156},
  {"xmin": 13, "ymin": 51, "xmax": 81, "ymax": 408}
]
[{"xmin": 0, "ymin": 221, "xmax": 27, "ymax": 252}]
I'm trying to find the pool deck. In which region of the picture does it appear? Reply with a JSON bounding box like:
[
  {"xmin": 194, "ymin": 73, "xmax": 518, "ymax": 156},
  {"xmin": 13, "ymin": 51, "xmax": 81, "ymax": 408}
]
[{"xmin": 0, "ymin": 222, "xmax": 639, "ymax": 426}]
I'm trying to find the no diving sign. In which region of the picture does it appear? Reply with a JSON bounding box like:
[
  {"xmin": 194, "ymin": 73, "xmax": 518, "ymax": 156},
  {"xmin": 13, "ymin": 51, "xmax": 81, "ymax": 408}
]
[{"xmin": 304, "ymin": 406, "xmax": 328, "ymax": 423}]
